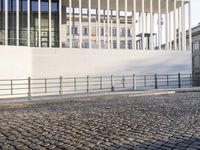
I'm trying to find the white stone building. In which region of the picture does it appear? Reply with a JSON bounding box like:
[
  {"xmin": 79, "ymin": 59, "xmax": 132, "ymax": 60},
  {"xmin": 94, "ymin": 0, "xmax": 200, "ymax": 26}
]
[{"xmin": 0, "ymin": 0, "xmax": 192, "ymax": 79}]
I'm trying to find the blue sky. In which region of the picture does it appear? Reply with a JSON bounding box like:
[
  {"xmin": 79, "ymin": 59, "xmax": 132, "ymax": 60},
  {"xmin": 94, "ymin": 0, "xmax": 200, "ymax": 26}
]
[{"xmin": 192, "ymin": 0, "xmax": 200, "ymax": 26}]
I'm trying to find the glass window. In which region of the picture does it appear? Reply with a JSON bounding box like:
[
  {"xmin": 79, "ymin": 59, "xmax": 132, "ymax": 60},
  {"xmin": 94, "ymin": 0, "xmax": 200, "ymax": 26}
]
[
  {"xmin": 51, "ymin": 0, "xmax": 59, "ymax": 47},
  {"xmin": 83, "ymin": 27, "xmax": 88, "ymax": 35},
  {"xmin": 41, "ymin": 0, "xmax": 49, "ymax": 47},
  {"xmin": 112, "ymin": 28, "xmax": 116, "ymax": 37},
  {"xmin": 30, "ymin": 0, "xmax": 39, "ymax": 47},
  {"xmin": 0, "ymin": 0, "xmax": 5, "ymax": 45},
  {"xmin": 19, "ymin": 0, "xmax": 28, "ymax": 46},
  {"xmin": 8, "ymin": 0, "xmax": 16, "ymax": 45}
]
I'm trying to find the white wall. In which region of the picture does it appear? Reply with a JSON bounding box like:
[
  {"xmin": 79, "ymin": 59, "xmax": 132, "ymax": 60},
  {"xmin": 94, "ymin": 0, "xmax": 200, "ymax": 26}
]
[
  {"xmin": 0, "ymin": 46, "xmax": 31, "ymax": 79},
  {"xmin": 0, "ymin": 46, "xmax": 192, "ymax": 79},
  {"xmin": 31, "ymin": 48, "xmax": 192, "ymax": 78}
]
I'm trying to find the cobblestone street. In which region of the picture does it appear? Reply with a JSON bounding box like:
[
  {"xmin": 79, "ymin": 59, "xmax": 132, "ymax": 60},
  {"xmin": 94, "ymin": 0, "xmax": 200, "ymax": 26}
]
[{"xmin": 0, "ymin": 92, "xmax": 200, "ymax": 150}]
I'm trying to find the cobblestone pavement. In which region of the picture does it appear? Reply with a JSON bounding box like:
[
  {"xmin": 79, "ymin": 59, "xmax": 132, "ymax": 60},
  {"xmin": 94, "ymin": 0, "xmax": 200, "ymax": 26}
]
[{"xmin": 0, "ymin": 92, "xmax": 200, "ymax": 150}]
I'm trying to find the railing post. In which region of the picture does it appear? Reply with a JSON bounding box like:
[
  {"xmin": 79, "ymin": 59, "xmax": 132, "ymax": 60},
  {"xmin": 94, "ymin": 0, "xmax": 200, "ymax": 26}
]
[
  {"xmin": 111, "ymin": 75, "xmax": 114, "ymax": 92},
  {"xmin": 178, "ymin": 73, "xmax": 181, "ymax": 88},
  {"xmin": 133, "ymin": 74, "xmax": 136, "ymax": 90},
  {"xmin": 100, "ymin": 76, "xmax": 102, "ymax": 90},
  {"xmin": 122, "ymin": 76, "xmax": 125, "ymax": 88},
  {"xmin": 167, "ymin": 75, "xmax": 169, "ymax": 86},
  {"xmin": 190, "ymin": 74, "xmax": 192, "ymax": 86},
  {"xmin": 59, "ymin": 76, "xmax": 63, "ymax": 95},
  {"xmin": 155, "ymin": 74, "xmax": 158, "ymax": 89},
  {"xmin": 45, "ymin": 78, "xmax": 47, "ymax": 93},
  {"xmin": 28, "ymin": 77, "xmax": 31, "ymax": 99},
  {"xmin": 87, "ymin": 76, "xmax": 89, "ymax": 93},
  {"xmin": 74, "ymin": 77, "xmax": 76, "ymax": 92},
  {"xmin": 144, "ymin": 75, "xmax": 147, "ymax": 87},
  {"xmin": 11, "ymin": 80, "xmax": 13, "ymax": 95}
]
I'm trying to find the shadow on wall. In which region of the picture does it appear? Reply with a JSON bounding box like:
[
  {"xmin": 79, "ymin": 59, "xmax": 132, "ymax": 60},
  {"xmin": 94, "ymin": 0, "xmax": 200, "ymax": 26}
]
[{"xmin": 110, "ymin": 55, "xmax": 191, "ymax": 75}]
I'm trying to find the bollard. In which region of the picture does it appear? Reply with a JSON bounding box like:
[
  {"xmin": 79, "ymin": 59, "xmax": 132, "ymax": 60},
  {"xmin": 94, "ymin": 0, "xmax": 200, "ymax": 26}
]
[{"xmin": 28, "ymin": 77, "xmax": 31, "ymax": 100}]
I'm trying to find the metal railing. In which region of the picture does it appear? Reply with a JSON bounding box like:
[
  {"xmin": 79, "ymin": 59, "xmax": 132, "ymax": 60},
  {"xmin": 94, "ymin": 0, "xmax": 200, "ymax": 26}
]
[{"xmin": 0, "ymin": 73, "xmax": 199, "ymax": 99}]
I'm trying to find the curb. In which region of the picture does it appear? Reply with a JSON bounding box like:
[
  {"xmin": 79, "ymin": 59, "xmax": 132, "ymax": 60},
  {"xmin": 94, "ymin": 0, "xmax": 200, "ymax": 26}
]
[{"xmin": 0, "ymin": 90, "xmax": 176, "ymax": 110}]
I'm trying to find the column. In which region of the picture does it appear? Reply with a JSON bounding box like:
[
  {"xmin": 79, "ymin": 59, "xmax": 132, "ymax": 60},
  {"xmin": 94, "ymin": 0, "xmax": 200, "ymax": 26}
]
[
  {"xmin": 142, "ymin": 0, "xmax": 144, "ymax": 50},
  {"xmin": 38, "ymin": 0, "xmax": 41, "ymax": 47},
  {"xmin": 49, "ymin": 0, "xmax": 52, "ymax": 47},
  {"xmin": 178, "ymin": 7, "xmax": 181, "ymax": 50},
  {"xmin": 69, "ymin": 0, "xmax": 72, "ymax": 48},
  {"xmin": 107, "ymin": 0, "xmax": 110, "ymax": 49},
  {"xmin": 181, "ymin": 0, "xmax": 186, "ymax": 50},
  {"xmin": 103, "ymin": 20, "xmax": 106, "ymax": 48},
  {"xmin": 27, "ymin": 0, "xmax": 30, "ymax": 47},
  {"xmin": 59, "ymin": 0, "xmax": 62, "ymax": 48},
  {"xmin": 110, "ymin": 11, "xmax": 113, "ymax": 49},
  {"xmin": 188, "ymin": 0, "xmax": 192, "ymax": 51},
  {"xmin": 5, "ymin": 0, "xmax": 8, "ymax": 45},
  {"xmin": 152, "ymin": 13, "xmax": 155, "ymax": 48},
  {"xmin": 165, "ymin": 0, "xmax": 169, "ymax": 50},
  {"xmin": 16, "ymin": 0, "xmax": 19, "ymax": 45},
  {"xmin": 125, "ymin": 0, "xmax": 127, "ymax": 50},
  {"xmin": 116, "ymin": 0, "xmax": 119, "ymax": 49},
  {"xmin": 98, "ymin": 0, "xmax": 101, "ymax": 49},
  {"xmin": 173, "ymin": 0, "xmax": 176, "ymax": 50},
  {"xmin": 88, "ymin": 0, "xmax": 91, "ymax": 49},
  {"xmin": 132, "ymin": 0, "xmax": 136, "ymax": 50},
  {"xmin": 158, "ymin": 0, "xmax": 161, "ymax": 50},
  {"xmin": 79, "ymin": 0, "xmax": 82, "ymax": 48},
  {"xmin": 169, "ymin": 12, "xmax": 171, "ymax": 50},
  {"xmin": 150, "ymin": 0, "xmax": 153, "ymax": 50}
]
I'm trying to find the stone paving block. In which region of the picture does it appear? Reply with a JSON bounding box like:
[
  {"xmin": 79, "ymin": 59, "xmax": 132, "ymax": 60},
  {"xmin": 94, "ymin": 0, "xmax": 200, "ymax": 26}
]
[{"xmin": 0, "ymin": 92, "xmax": 199, "ymax": 150}]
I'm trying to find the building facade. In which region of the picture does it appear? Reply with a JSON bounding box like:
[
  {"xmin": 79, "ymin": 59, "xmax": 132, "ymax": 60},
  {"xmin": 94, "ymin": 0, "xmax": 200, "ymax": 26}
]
[
  {"xmin": 0, "ymin": 0, "xmax": 192, "ymax": 79},
  {"xmin": 191, "ymin": 23, "xmax": 200, "ymax": 86}
]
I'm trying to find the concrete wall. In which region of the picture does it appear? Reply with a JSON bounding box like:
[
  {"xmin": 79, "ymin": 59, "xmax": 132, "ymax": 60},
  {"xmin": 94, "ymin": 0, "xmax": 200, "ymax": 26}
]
[
  {"xmin": 31, "ymin": 48, "xmax": 192, "ymax": 78},
  {"xmin": 0, "ymin": 46, "xmax": 31, "ymax": 79},
  {"xmin": 0, "ymin": 46, "xmax": 192, "ymax": 79}
]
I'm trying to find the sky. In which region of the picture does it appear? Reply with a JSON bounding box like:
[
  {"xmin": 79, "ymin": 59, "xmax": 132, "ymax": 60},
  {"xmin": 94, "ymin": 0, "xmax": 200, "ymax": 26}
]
[{"xmin": 191, "ymin": 0, "xmax": 200, "ymax": 26}]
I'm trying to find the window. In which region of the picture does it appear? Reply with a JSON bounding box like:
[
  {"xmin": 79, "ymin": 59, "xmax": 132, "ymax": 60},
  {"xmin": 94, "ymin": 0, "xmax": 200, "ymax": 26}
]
[
  {"xmin": 121, "ymin": 28, "xmax": 125, "ymax": 37},
  {"xmin": 83, "ymin": 27, "xmax": 88, "ymax": 35},
  {"xmin": 193, "ymin": 41, "xmax": 199, "ymax": 53},
  {"xmin": 128, "ymin": 29, "xmax": 131, "ymax": 37},
  {"xmin": 8, "ymin": 0, "xmax": 16, "ymax": 45},
  {"xmin": 0, "ymin": 0, "xmax": 5, "ymax": 45},
  {"xmin": 19, "ymin": 0, "xmax": 27, "ymax": 46},
  {"xmin": 112, "ymin": 28, "xmax": 116, "ymax": 37},
  {"xmin": 101, "ymin": 28, "xmax": 104, "ymax": 36},
  {"xmin": 72, "ymin": 27, "xmax": 78, "ymax": 35}
]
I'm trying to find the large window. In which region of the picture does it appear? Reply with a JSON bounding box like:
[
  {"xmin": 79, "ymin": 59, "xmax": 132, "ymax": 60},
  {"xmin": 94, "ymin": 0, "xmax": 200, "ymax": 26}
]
[
  {"xmin": 8, "ymin": 0, "xmax": 16, "ymax": 45},
  {"xmin": 30, "ymin": 0, "xmax": 38, "ymax": 47},
  {"xmin": 19, "ymin": 0, "xmax": 27, "ymax": 46},
  {"xmin": 0, "ymin": 0, "xmax": 5, "ymax": 45},
  {"xmin": 41, "ymin": 0, "xmax": 49, "ymax": 47},
  {"xmin": 51, "ymin": 0, "xmax": 59, "ymax": 47}
]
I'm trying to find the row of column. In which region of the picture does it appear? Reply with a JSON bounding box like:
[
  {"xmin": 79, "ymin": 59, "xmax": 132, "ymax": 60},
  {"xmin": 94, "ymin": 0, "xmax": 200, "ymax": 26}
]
[
  {"xmin": 66, "ymin": 0, "xmax": 191, "ymax": 50},
  {"xmin": 1, "ymin": 0, "xmax": 191, "ymax": 50},
  {"xmin": 3, "ymin": 0, "xmax": 62, "ymax": 48}
]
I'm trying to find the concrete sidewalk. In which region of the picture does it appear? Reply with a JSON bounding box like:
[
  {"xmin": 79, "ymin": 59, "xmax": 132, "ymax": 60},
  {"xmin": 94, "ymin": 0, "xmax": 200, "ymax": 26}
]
[{"xmin": 0, "ymin": 87, "xmax": 199, "ymax": 109}]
